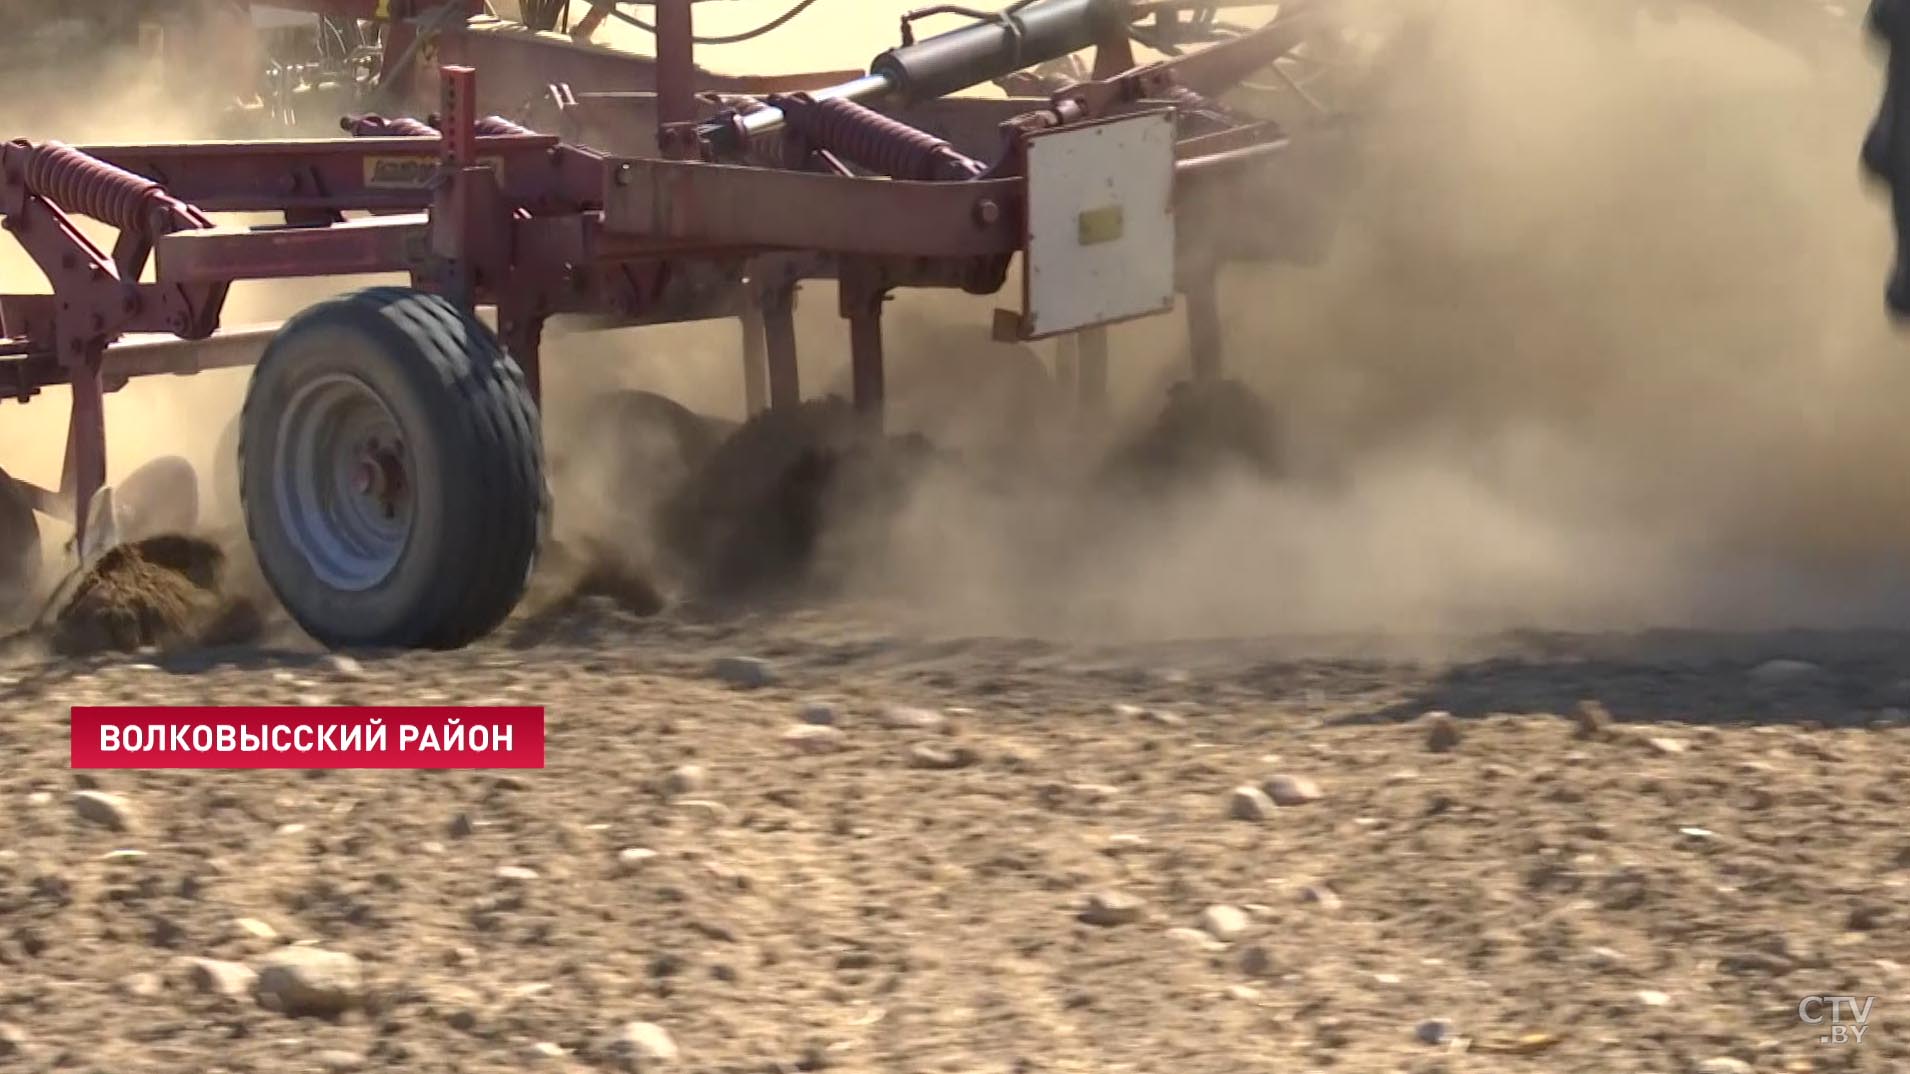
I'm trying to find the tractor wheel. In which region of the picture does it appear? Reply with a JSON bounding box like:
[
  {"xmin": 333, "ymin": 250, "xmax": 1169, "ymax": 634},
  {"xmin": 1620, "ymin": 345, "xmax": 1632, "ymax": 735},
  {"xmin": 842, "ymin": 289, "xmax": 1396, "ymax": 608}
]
[
  {"xmin": 0, "ymin": 466, "xmax": 42, "ymax": 621},
  {"xmin": 239, "ymin": 287, "xmax": 546, "ymax": 650}
]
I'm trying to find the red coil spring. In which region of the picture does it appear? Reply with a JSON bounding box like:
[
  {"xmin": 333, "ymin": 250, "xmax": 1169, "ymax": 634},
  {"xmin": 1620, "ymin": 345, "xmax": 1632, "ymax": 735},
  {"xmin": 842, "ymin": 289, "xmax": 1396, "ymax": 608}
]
[
  {"xmin": 342, "ymin": 114, "xmax": 438, "ymax": 138},
  {"xmin": 776, "ymin": 96, "xmax": 983, "ymax": 181},
  {"xmin": 474, "ymin": 115, "xmax": 537, "ymax": 138},
  {"xmin": 23, "ymin": 142, "xmax": 177, "ymax": 236}
]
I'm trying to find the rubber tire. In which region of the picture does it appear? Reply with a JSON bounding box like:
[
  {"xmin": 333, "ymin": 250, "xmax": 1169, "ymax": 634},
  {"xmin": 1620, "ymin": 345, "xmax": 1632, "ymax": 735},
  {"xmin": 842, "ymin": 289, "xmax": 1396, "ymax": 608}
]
[
  {"xmin": 240, "ymin": 287, "xmax": 546, "ymax": 650},
  {"xmin": 0, "ymin": 466, "xmax": 42, "ymax": 621},
  {"xmin": 212, "ymin": 415, "xmax": 241, "ymax": 527}
]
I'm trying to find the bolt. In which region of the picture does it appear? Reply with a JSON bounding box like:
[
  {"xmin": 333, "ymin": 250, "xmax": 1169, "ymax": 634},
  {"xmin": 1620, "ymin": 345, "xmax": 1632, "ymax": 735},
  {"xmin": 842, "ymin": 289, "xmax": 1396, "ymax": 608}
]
[
  {"xmin": 615, "ymin": 163, "xmax": 633, "ymax": 187},
  {"xmin": 973, "ymin": 199, "xmax": 1001, "ymax": 226}
]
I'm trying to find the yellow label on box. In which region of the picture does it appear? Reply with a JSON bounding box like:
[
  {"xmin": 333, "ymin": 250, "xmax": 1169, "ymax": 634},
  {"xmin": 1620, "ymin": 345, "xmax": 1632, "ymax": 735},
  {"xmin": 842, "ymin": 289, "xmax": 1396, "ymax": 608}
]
[{"xmin": 1077, "ymin": 205, "xmax": 1124, "ymax": 246}]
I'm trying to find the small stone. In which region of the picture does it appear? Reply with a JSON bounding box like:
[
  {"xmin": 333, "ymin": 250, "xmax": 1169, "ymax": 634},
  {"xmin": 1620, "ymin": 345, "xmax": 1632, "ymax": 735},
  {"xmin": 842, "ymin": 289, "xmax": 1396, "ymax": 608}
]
[
  {"xmin": 324, "ymin": 653, "xmax": 367, "ymax": 679},
  {"xmin": 495, "ymin": 866, "xmax": 539, "ymax": 883},
  {"xmin": 1695, "ymin": 1059, "xmax": 1754, "ymax": 1074},
  {"xmin": 119, "ymin": 971, "xmax": 165, "ymax": 998},
  {"xmin": 182, "ymin": 957, "xmax": 258, "ymax": 998},
  {"xmin": 25, "ymin": 791, "xmax": 50, "ymax": 807},
  {"xmin": 71, "ymin": 790, "xmax": 136, "ymax": 832},
  {"xmin": 663, "ymin": 765, "xmax": 706, "ymax": 796},
  {"xmin": 1415, "ymin": 1018, "xmax": 1456, "ymax": 1045},
  {"xmin": 908, "ymin": 743, "xmax": 976, "ymax": 770},
  {"xmin": 798, "ymin": 702, "xmax": 838, "ymax": 726},
  {"xmin": 676, "ymin": 799, "xmax": 731, "ymax": 825},
  {"xmin": 606, "ymin": 1021, "xmax": 679, "ymax": 1070},
  {"xmin": 616, "ymin": 848, "xmax": 660, "ymax": 875},
  {"xmin": 1079, "ymin": 891, "xmax": 1145, "ymax": 927},
  {"xmin": 448, "ymin": 813, "xmax": 476, "ymax": 838},
  {"xmin": 1848, "ymin": 904, "xmax": 1890, "ymax": 931},
  {"xmin": 1574, "ymin": 701, "xmax": 1613, "ymax": 739},
  {"xmin": 782, "ymin": 724, "xmax": 846, "ymax": 754},
  {"xmin": 1647, "ymin": 736, "xmax": 1686, "ymax": 755},
  {"xmin": 1636, "ymin": 989, "xmax": 1672, "ymax": 1007},
  {"xmin": 1229, "ymin": 786, "xmax": 1274, "ymax": 821},
  {"xmin": 1749, "ymin": 659, "xmax": 1819, "ymax": 685},
  {"xmin": 0, "ymin": 1024, "xmax": 25, "ymax": 1058},
  {"xmin": 1584, "ymin": 946, "xmax": 1627, "ymax": 970},
  {"xmin": 1238, "ymin": 945, "xmax": 1274, "ymax": 977},
  {"xmin": 1199, "ymin": 904, "xmax": 1251, "ymax": 941},
  {"xmin": 1423, "ymin": 712, "xmax": 1462, "ymax": 753},
  {"xmin": 149, "ymin": 915, "xmax": 187, "ymax": 948},
  {"xmin": 1300, "ymin": 885, "xmax": 1342, "ymax": 911},
  {"xmin": 710, "ymin": 656, "xmax": 775, "ymax": 689},
  {"xmin": 1166, "ymin": 927, "xmax": 1226, "ymax": 952},
  {"xmin": 527, "ymin": 1041, "xmax": 569, "ymax": 1062},
  {"xmin": 315, "ymin": 1050, "xmax": 365, "ymax": 1072},
  {"xmin": 233, "ymin": 917, "xmax": 278, "ymax": 941},
  {"xmin": 882, "ymin": 705, "xmax": 947, "ymax": 731},
  {"xmin": 253, "ymin": 947, "xmax": 364, "ymax": 1017},
  {"xmin": 1263, "ymin": 774, "xmax": 1324, "ymax": 806}
]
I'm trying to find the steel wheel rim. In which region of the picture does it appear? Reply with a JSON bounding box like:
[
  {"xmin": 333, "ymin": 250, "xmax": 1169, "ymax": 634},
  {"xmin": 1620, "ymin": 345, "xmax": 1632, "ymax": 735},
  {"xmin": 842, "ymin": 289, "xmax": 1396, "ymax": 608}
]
[{"xmin": 274, "ymin": 373, "xmax": 414, "ymax": 592}]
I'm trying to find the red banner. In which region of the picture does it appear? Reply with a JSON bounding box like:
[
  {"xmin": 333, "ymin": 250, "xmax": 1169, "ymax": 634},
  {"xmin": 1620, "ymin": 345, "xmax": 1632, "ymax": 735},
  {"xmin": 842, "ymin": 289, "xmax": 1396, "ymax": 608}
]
[{"xmin": 70, "ymin": 707, "xmax": 546, "ymax": 769}]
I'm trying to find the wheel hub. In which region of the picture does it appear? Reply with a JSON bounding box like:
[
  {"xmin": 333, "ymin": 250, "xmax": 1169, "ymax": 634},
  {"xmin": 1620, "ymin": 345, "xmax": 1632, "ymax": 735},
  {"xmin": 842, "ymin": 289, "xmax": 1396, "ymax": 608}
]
[{"xmin": 274, "ymin": 374, "xmax": 416, "ymax": 592}]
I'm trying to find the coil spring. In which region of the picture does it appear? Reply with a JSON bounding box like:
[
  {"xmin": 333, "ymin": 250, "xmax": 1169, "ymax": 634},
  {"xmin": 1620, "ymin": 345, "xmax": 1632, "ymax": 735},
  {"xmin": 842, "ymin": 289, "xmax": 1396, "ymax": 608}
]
[
  {"xmin": 1161, "ymin": 84, "xmax": 1233, "ymax": 120},
  {"xmin": 23, "ymin": 142, "xmax": 177, "ymax": 236},
  {"xmin": 777, "ymin": 96, "xmax": 983, "ymax": 181},
  {"xmin": 474, "ymin": 116, "xmax": 538, "ymax": 138},
  {"xmin": 342, "ymin": 114, "xmax": 438, "ymax": 138}
]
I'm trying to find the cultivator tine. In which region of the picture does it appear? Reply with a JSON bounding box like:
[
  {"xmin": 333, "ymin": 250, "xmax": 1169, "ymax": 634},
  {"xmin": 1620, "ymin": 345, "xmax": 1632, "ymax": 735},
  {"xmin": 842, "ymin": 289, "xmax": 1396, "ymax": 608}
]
[
  {"xmin": 1184, "ymin": 267, "xmax": 1225, "ymax": 383},
  {"xmin": 738, "ymin": 298, "xmax": 769, "ymax": 418}
]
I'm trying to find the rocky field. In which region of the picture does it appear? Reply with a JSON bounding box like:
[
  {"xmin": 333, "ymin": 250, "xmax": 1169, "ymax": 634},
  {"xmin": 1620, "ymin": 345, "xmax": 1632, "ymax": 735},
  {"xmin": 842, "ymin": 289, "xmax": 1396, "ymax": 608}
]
[{"xmin": 2, "ymin": 597, "xmax": 1906, "ymax": 1074}]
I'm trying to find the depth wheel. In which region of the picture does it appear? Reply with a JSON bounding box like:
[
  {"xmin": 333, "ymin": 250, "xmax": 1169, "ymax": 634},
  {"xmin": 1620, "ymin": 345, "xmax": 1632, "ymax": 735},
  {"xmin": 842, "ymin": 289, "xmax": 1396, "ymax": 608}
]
[{"xmin": 240, "ymin": 287, "xmax": 546, "ymax": 649}]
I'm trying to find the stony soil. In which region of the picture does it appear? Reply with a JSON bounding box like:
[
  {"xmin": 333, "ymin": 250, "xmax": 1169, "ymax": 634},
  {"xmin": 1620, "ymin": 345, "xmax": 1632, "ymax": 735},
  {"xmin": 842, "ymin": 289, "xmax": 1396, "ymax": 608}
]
[{"xmin": 2, "ymin": 599, "xmax": 1906, "ymax": 1074}]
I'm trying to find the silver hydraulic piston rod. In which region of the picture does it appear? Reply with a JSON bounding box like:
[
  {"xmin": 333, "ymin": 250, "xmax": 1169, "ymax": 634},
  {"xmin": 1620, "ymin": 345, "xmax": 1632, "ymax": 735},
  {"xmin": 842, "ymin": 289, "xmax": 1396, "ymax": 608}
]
[{"xmin": 712, "ymin": 0, "xmax": 1126, "ymax": 149}]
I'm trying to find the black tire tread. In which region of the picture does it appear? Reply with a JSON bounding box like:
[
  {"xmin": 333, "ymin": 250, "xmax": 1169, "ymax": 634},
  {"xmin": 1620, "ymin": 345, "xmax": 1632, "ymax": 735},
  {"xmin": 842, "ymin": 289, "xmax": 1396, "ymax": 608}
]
[{"xmin": 240, "ymin": 287, "xmax": 546, "ymax": 650}]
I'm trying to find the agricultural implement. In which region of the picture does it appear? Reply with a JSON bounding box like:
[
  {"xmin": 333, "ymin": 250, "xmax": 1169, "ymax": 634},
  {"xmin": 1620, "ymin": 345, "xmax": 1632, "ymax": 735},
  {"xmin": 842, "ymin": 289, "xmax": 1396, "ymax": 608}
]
[{"xmin": 0, "ymin": 0, "xmax": 1349, "ymax": 649}]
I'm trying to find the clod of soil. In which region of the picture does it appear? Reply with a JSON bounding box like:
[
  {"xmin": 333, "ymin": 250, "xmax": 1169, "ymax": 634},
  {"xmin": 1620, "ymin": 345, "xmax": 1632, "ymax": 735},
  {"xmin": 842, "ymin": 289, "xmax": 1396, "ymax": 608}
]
[
  {"xmin": 1102, "ymin": 378, "xmax": 1282, "ymax": 490},
  {"xmin": 518, "ymin": 536, "xmax": 666, "ymax": 620},
  {"xmin": 51, "ymin": 535, "xmax": 260, "ymax": 655},
  {"xmin": 660, "ymin": 396, "xmax": 939, "ymax": 599}
]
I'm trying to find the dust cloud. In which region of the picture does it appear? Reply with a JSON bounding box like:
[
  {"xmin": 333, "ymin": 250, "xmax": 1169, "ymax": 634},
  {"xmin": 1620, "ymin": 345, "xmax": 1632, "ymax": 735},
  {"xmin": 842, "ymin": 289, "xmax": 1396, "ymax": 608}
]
[{"xmin": 830, "ymin": 0, "xmax": 1910, "ymax": 640}]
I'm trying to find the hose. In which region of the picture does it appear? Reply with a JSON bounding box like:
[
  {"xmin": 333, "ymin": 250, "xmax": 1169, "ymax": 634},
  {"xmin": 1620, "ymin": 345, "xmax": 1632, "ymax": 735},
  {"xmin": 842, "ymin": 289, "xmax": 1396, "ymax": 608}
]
[{"xmin": 607, "ymin": 0, "xmax": 827, "ymax": 45}]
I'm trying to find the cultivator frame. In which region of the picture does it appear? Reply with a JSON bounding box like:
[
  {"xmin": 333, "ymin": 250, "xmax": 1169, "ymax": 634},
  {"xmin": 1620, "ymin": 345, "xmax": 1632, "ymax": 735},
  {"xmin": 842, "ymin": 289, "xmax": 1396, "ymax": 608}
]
[{"xmin": 0, "ymin": 0, "xmax": 1337, "ymax": 647}]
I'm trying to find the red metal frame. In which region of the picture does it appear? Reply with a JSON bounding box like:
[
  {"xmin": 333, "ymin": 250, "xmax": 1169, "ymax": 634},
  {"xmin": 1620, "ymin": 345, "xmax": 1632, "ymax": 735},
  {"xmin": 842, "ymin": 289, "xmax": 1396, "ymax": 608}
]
[{"xmin": 2, "ymin": 0, "xmax": 1320, "ymax": 553}]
